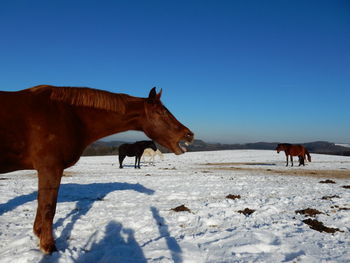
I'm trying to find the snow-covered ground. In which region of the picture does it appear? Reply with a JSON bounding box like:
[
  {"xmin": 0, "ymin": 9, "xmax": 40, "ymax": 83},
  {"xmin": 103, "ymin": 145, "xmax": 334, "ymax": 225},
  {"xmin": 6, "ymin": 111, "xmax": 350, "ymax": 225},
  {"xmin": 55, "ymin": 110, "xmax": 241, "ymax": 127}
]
[{"xmin": 1, "ymin": 150, "xmax": 350, "ymax": 263}]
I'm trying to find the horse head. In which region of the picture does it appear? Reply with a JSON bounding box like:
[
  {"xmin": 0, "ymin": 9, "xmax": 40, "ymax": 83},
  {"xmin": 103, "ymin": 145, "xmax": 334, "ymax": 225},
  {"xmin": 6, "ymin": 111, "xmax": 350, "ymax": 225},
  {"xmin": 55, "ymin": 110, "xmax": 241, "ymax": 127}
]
[
  {"xmin": 149, "ymin": 141, "xmax": 157, "ymax": 151},
  {"xmin": 142, "ymin": 87, "xmax": 194, "ymax": 155},
  {"xmin": 276, "ymin": 144, "xmax": 282, "ymax": 153}
]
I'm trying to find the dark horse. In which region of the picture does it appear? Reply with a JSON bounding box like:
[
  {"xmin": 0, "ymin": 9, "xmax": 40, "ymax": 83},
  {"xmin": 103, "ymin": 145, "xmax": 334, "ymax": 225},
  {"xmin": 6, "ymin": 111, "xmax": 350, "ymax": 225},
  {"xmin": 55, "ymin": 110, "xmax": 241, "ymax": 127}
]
[
  {"xmin": 276, "ymin": 143, "xmax": 311, "ymax": 166},
  {"xmin": 119, "ymin": 140, "xmax": 157, "ymax": 169},
  {"xmin": 0, "ymin": 85, "xmax": 194, "ymax": 254}
]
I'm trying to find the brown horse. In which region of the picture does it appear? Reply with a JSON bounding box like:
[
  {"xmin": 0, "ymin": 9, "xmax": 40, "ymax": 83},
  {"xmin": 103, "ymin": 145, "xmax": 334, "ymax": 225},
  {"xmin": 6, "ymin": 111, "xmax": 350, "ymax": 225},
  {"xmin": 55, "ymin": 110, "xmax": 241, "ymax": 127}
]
[
  {"xmin": 276, "ymin": 143, "xmax": 311, "ymax": 167},
  {"xmin": 0, "ymin": 85, "xmax": 194, "ymax": 254}
]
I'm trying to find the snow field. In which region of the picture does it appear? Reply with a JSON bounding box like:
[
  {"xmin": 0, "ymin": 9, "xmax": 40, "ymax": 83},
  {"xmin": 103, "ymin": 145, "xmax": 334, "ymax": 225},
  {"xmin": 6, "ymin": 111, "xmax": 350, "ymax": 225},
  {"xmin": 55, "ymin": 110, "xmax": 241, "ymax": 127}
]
[{"xmin": 0, "ymin": 150, "xmax": 349, "ymax": 262}]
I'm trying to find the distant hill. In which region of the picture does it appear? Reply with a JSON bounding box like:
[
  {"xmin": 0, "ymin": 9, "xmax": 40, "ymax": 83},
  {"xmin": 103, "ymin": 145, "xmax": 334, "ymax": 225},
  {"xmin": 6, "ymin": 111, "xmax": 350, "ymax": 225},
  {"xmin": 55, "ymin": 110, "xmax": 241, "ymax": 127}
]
[
  {"xmin": 82, "ymin": 140, "xmax": 350, "ymax": 157},
  {"xmin": 188, "ymin": 140, "xmax": 350, "ymax": 156}
]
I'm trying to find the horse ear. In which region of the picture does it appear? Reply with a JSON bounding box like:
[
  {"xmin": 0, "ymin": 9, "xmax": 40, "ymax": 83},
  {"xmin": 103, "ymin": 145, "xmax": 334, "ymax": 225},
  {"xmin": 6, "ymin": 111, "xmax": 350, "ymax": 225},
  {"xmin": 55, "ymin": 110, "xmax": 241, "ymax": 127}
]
[
  {"xmin": 148, "ymin": 87, "xmax": 161, "ymax": 102},
  {"xmin": 156, "ymin": 88, "xmax": 162, "ymax": 100},
  {"xmin": 148, "ymin": 87, "xmax": 157, "ymax": 100}
]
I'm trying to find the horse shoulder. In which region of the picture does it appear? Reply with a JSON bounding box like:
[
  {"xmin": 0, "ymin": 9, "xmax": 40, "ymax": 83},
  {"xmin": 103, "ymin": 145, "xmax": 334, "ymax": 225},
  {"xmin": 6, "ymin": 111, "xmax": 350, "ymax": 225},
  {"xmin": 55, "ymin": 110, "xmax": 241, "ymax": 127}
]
[{"xmin": 13, "ymin": 91, "xmax": 86, "ymax": 168}]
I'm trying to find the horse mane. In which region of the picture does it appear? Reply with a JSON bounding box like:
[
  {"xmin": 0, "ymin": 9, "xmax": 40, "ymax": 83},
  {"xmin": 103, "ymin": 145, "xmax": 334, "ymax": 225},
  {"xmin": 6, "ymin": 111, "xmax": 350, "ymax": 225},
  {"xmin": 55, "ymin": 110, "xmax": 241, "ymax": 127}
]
[
  {"xmin": 280, "ymin": 143, "xmax": 292, "ymax": 146},
  {"xmin": 30, "ymin": 85, "xmax": 135, "ymax": 113}
]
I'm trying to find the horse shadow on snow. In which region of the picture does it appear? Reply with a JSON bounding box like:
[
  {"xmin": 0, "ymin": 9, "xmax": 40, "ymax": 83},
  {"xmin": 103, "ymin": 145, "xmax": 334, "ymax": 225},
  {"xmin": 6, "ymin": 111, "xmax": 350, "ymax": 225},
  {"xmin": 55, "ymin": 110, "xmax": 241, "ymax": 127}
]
[
  {"xmin": 73, "ymin": 221, "xmax": 147, "ymax": 263},
  {"xmin": 0, "ymin": 181, "xmax": 155, "ymax": 263}
]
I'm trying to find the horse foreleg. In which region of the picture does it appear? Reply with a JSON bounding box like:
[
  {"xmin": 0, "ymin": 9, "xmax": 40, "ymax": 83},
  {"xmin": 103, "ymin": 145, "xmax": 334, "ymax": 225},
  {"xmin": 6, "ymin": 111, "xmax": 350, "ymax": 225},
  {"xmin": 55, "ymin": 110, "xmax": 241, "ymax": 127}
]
[
  {"xmin": 285, "ymin": 154, "xmax": 288, "ymax": 166},
  {"xmin": 290, "ymin": 156, "xmax": 293, "ymax": 167},
  {"xmin": 137, "ymin": 155, "xmax": 141, "ymax": 169},
  {"xmin": 34, "ymin": 166, "xmax": 63, "ymax": 254},
  {"xmin": 119, "ymin": 155, "xmax": 125, "ymax": 168}
]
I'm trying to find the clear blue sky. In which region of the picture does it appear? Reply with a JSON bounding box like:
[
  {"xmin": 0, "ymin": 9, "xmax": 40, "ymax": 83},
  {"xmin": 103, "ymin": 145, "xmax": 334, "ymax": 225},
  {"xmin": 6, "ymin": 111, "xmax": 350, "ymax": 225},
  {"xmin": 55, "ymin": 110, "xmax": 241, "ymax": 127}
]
[{"xmin": 1, "ymin": 0, "xmax": 349, "ymax": 143}]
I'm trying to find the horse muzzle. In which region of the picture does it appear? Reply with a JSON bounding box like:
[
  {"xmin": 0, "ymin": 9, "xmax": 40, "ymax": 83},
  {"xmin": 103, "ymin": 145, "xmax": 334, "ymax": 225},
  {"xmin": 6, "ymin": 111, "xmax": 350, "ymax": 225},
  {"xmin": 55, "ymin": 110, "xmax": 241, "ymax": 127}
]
[{"xmin": 176, "ymin": 131, "xmax": 194, "ymax": 154}]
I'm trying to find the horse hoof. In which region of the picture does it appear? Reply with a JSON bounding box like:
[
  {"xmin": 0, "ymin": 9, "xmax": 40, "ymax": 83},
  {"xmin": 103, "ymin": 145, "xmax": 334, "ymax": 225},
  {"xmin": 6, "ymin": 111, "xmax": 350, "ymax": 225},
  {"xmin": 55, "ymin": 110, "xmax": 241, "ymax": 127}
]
[{"xmin": 40, "ymin": 243, "xmax": 57, "ymax": 254}]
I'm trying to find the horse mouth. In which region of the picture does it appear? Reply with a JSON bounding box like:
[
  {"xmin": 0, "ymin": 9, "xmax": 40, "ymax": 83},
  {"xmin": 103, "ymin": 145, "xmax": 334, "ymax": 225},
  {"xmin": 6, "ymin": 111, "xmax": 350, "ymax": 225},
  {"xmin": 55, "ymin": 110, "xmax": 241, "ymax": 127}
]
[
  {"xmin": 177, "ymin": 140, "xmax": 191, "ymax": 154},
  {"xmin": 175, "ymin": 132, "xmax": 194, "ymax": 154}
]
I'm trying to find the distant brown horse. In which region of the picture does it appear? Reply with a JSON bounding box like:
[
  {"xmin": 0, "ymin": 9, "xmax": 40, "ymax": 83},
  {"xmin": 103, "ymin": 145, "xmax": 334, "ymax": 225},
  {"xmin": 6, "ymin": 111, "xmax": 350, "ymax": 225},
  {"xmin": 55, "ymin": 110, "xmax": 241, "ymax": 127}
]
[
  {"xmin": 0, "ymin": 85, "xmax": 193, "ymax": 254},
  {"xmin": 276, "ymin": 143, "xmax": 311, "ymax": 166}
]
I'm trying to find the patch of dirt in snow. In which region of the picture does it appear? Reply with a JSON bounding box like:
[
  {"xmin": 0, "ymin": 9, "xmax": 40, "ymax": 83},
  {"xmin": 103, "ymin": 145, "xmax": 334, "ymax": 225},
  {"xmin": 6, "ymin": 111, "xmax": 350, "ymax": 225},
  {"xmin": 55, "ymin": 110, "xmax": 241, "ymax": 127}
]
[
  {"xmin": 237, "ymin": 208, "xmax": 255, "ymax": 216},
  {"xmin": 171, "ymin": 204, "xmax": 191, "ymax": 213},
  {"xmin": 321, "ymin": 195, "xmax": 340, "ymax": 200},
  {"xmin": 302, "ymin": 219, "xmax": 342, "ymax": 233},
  {"xmin": 225, "ymin": 194, "xmax": 241, "ymax": 200},
  {"xmin": 319, "ymin": 179, "xmax": 336, "ymax": 184},
  {"xmin": 330, "ymin": 205, "xmax": 350, "ymax": 211},
  {"xmin": 203, "ymin": 162, "xmax": 350, "ymax": 179}
]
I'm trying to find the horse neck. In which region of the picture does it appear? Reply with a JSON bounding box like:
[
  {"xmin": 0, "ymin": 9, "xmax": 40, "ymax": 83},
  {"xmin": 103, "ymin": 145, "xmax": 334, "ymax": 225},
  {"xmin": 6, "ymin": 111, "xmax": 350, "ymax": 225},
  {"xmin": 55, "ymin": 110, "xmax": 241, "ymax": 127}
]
[
  {"xmin": 141, "ymin": 143, "xmax": 152, "ymax": 151},
  {"xmin": 76, "ymin": 98, "xmax": 146, "ymax": 146}
]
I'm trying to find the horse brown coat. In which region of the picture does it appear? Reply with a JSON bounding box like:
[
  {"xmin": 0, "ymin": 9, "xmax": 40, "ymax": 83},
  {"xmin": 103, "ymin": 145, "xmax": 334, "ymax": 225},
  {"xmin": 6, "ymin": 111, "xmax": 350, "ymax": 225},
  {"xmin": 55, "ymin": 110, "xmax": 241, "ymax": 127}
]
[
  {"xmin": 276, "ymin": 143, "xmax": 311, "ymax": 166},
  {"xmin": 0, "ymin": 85, "xmax": 194, "ymax": 253}
]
